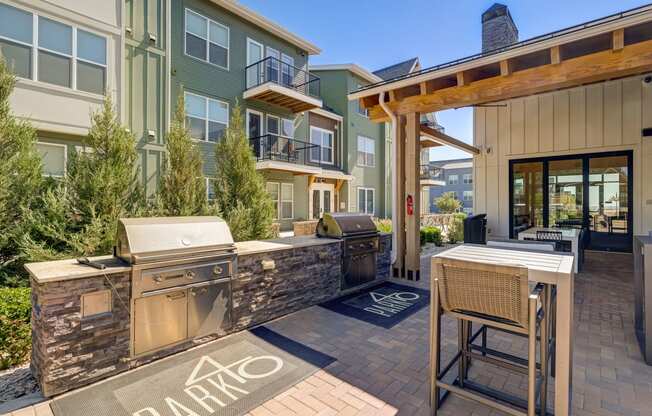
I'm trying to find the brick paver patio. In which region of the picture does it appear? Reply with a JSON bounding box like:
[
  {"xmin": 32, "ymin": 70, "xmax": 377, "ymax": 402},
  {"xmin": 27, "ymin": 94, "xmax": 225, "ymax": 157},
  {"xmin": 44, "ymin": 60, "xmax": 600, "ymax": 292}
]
[{"xmin": 5, "ymin": 249, "xmax": 652, "ymax": 416}]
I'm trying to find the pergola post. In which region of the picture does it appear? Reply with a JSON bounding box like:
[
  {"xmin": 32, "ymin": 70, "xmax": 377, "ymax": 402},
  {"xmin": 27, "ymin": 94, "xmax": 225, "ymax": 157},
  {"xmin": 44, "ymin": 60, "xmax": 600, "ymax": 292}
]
[
  {"xmin": 393, "ymin": 116, "xmax": 407, "ymax": 278},
  {"xmin": 405, "ymin": 112, "xmax": 421, "ymax": 280}
]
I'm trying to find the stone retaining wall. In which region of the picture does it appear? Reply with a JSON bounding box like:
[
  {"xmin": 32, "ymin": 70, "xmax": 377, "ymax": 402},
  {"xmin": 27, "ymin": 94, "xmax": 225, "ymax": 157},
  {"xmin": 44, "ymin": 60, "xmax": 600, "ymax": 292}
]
[{"xmin": 30, "ymin": 234, "xmax": 392, "ymax": 397}]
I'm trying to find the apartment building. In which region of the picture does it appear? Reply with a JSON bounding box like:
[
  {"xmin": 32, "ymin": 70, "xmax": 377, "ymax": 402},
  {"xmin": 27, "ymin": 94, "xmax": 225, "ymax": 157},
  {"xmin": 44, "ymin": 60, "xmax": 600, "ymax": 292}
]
[
  {"xmin": 428, "ymin": 158, "xmax": 474, "ymax": 214},
  {"xmin": 0, "ymin": 0, "xmax": 123, "ymax": 177}
]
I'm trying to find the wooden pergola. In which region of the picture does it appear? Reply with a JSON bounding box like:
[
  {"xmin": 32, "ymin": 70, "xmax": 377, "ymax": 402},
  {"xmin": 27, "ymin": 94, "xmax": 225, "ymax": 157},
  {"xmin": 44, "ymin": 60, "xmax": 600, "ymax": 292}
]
[{"xmin": 348, "ymin": 5, "xmax": 652, "ymax": 281}]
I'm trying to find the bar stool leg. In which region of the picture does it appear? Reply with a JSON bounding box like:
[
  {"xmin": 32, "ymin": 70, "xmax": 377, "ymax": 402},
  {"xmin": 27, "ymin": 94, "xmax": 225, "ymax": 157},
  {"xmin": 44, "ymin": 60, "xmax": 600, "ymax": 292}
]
[
  {"xmin": 540, "ymin": 285, "xmax": 550, "ymax": 416},
  {"xmin": 528, "ymin": 296, "xmax": 537, "ymax": 416},
  {"xmin": 481, "ymin": 325, "xmax": 488, "ymax": 357},
  {"xmin": 458, "ymin": 319, "xmax": 466, "ymax": 388},
  {"xmin": 430, "ymin": 280, "xmax": 441, "ymax": 416}
]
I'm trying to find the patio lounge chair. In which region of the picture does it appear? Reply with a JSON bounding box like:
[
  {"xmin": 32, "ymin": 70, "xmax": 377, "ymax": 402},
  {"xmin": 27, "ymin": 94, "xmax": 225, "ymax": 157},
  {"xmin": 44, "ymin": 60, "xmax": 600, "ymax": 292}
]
[{"xmin": 431, "ymin": 258, "xmax": 552, "ymax": 416}]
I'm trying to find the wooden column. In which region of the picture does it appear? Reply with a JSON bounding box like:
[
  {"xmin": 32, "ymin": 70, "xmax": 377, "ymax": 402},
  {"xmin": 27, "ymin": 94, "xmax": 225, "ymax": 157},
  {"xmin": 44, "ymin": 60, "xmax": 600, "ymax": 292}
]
[
  {"xmin": 405, "ymin": 112, "xmax": 421, "ymax": 280},
  {"xmin": 393, "ymin": 116, "xmax": 407, "ymax": 278}
]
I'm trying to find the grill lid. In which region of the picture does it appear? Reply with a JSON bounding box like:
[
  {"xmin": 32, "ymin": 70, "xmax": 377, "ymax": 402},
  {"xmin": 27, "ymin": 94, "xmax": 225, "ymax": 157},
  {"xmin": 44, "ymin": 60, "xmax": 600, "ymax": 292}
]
[
  {"xmin": 116, "ymin": 216, "xmax": 235, "ymax": 264},
  {"xmin": 316, "ymin": 212, "xmax": 378, "ymax": 238}
]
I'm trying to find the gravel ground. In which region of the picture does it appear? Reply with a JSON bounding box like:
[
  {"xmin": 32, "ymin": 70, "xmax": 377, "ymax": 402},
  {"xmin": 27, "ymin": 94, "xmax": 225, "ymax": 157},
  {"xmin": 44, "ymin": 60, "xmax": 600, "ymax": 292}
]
[{"xmin": 0, "ymin": 362, "xmax": 40, "ymax": 404}]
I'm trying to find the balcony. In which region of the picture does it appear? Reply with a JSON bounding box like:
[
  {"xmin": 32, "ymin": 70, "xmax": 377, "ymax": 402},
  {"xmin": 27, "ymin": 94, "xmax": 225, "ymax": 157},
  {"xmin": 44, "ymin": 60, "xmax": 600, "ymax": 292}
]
[
  {"xmin": 244, "ymin": 57, "xmax": 322, "ymax": 113},
  {"xmin": 420, "ymin": 164, "xmax": 445, "ymax": 186},
  {"xmin": 250, "ymin": 135, "xmax": 323, "ymax": 175}
]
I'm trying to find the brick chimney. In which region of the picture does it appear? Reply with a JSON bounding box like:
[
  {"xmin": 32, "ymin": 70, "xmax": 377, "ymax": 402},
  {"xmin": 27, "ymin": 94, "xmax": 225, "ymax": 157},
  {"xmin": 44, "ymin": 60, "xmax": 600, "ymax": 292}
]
[{"xmin": 482, "ymin": 3, "xmax": 518, "ymax": 53}]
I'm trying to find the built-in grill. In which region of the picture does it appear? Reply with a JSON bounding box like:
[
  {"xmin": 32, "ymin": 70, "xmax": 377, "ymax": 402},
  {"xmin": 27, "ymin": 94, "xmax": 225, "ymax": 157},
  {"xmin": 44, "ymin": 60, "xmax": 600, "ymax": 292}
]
[
  {"xmin": 316, "ymin": 213, "xmax": 380, "ymax": 290},
  {"xmin": 115, "ymin": 217, "xmax": 236, "ymax": 357}
]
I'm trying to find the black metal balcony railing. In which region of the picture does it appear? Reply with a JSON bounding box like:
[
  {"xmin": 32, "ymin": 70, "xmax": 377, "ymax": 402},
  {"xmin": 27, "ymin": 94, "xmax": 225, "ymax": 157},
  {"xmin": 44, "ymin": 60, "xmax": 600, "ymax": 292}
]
[
  {"xmin": 245, "ymin": 56, "xmax": 321, "ymax": 98},
  {"xmin": 420, "ymin": 165, "xmax": 444, "ymax": 181},
  {"xmin": 250, "ymin": 135, "xmax": 323, "ymax": 168}
]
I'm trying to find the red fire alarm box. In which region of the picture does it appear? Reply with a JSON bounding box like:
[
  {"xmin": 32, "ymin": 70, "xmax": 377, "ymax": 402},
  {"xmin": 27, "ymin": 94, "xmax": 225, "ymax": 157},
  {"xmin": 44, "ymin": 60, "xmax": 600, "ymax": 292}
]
[{"xmin": 406, "ymin": 195, "xmax": 414, "ymax": 216}]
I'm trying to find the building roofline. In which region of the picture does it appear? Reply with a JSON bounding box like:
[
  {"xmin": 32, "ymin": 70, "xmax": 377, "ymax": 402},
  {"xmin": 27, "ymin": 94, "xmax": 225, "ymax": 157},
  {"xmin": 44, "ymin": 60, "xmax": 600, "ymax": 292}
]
[
  {"xmin": 209, "ymin": 0, "xmax": 321, "ymax": 55},
  {"xmin": 309, "ymin": 64, "xmax": 383, "ymax": 83},
  {"xmin": 349, "ymin": 2, "xmax": 652, "ymax": 99}
]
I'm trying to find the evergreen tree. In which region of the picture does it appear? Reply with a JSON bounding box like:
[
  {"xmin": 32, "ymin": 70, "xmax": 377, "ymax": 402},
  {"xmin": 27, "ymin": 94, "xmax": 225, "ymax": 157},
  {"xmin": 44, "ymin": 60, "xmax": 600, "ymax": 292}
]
[
  {"xmin": 157, "ymin": 95, "xmax": 213, "ymax": 216},
  {"xmin": 0, "ymin": 59, "xmax": 43, "ymax": 286},
  {"xmin": 435, "ymin": 191, "xmax": 463, "ymax": 214},
  {"xmin": 214, "ymin": 102, "xmax": 274, "ymax": 241}
]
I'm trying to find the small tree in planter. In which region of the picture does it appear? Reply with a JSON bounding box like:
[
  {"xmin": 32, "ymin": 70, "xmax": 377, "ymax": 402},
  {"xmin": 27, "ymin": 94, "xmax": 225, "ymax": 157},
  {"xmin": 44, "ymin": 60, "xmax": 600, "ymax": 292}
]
[
  {"xmin": 435, "ymin": 191, "xmax": 462, "ymax": 214},
  {"xmin": 156, "ymin": 96, "xmax": 216, "ymax": 216},
  {"xmin": 213, "ymin": 102, "xmax": 275, "ymax": 241},
  {"xmin": 0, "ymin": 59, "xmax": 42, "ymax": 285}
]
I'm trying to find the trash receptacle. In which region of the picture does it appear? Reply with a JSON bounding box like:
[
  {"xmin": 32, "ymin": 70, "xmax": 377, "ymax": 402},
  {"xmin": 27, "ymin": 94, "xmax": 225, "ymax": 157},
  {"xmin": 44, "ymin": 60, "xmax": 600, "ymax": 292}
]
[{"xmin": 463, "ymin": 214, "xmax": 487, "ymax": 244}]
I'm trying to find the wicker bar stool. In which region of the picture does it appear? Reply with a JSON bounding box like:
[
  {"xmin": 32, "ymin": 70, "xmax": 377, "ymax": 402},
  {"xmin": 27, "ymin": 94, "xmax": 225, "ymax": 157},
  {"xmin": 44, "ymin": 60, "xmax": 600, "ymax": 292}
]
[{"xmin": 430, "ymin": 258, "xmax": 552, "ymax": 416}]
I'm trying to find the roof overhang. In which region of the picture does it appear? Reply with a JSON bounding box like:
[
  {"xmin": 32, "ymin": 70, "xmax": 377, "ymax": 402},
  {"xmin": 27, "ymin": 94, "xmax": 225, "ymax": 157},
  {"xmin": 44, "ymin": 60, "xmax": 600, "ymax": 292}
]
[
  {"xmin": 310, "ymin": 107, "xmax": 343, "ymax": 122},
  {"xmin": 256, "ymin": 160, "xmax": 322, "ymax": 175},
  {"xmin": 243, "ymin": 83, "xmax": 323, "ymax": 113},
  {"xmin": 210, "ymin": 0, "xmax": 320, "ymax": 54},
  {"xmin": 310, "ymin": 64, "xmax": 383, "ymax": 84},
  {"xmin": 348, "ymin": 5, "xmax": 652, "ymax": 121}
]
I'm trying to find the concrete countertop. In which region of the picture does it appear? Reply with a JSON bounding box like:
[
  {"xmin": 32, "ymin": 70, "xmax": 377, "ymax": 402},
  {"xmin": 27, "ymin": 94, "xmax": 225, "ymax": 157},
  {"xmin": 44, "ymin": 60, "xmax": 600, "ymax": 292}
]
[
  {"xmin": 25, "ymin": 255, "xmax": 131, "ymax": 284},
  {"xmin": 635, "ymin": 235, "xmax": 652, "ymax": 245},
  {"xmin": 235, "ymin": 235, "xmax": 340, "ymax": 256},
  {"xmin": 26, "ymin": 235, "xmax": 343, "ymax": 283}
]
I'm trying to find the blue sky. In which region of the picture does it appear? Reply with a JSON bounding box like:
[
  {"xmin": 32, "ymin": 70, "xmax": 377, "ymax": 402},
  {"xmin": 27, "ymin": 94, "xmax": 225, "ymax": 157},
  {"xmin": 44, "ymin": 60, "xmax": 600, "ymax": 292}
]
[{"xmin": 239, "ymin": 0, "xmax": 649, "ymax": 161}]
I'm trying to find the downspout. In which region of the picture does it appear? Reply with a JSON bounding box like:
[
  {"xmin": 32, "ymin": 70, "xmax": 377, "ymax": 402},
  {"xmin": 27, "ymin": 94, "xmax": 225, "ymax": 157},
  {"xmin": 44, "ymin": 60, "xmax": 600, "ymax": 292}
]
[{"xmin": 378, "ymin": 92, "xmax": 398, "ymax": 265}]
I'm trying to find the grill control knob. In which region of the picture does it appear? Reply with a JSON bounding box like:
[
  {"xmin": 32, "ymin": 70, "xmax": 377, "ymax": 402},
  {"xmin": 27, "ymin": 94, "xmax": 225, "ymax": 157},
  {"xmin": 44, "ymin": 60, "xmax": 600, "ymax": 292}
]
[
  {"xmin": 185, "ymin": 271, "xmax": 196, "ymax": 280},
  {"xmin": 213, "ymin": 265, "xmax": 223, "ymax": 275},
  {"xmin": 154, "ymin": 275, "xmax": 163, "ymax": 283}
]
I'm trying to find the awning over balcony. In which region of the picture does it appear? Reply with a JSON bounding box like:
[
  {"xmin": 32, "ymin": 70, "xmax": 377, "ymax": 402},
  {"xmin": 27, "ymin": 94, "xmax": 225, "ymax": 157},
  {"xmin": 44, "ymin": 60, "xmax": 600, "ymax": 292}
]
[{"xmin": 244, "ymin": 57, "xmax": 323, "ymax": 113}]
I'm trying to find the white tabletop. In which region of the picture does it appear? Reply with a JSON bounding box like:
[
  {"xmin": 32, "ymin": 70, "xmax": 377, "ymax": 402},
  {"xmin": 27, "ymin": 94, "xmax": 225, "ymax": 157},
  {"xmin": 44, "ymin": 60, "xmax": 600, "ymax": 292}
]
[
  {"xmin": 433, "ymin": 244, "xmax": 574, "ymax": 276},
  {"xmin": 518, "ymin": 227, "xmax": 580, "ymax": 240}
]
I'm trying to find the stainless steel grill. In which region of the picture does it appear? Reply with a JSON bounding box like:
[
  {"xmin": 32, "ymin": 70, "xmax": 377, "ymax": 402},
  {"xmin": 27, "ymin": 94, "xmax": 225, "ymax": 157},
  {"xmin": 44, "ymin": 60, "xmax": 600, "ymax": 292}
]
[
  {"xmin": 116, "ymin": 217, "xmax": 236, "ymax": 357},
  {"xmin": 316, "ymin": 213, "xmax": 380, "ymax": 290}
]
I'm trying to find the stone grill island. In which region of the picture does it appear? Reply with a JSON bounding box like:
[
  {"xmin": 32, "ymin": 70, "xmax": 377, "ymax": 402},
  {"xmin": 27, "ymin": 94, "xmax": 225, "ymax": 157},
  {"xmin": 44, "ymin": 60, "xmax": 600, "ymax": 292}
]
[{"xmin": 26, "ymin": 218, "xmax": 391, "ymax": 397}]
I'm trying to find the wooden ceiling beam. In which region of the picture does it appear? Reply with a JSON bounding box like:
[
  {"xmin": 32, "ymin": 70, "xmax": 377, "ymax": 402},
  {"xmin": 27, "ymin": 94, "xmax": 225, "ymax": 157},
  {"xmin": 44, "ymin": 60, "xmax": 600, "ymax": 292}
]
[
  {"xmin": 550, "ymin": 45, "xmax": 561, "ymax": 65},
  {"xmin": 366, "ymin": 38, "xmax": 652, "ymax": 121},
  {"xmin": 456, "ymin": 71, "xmax": 467, "ymax": 87},
  {"xmin": 613, "ymin": 28, "xmax": 625, "ymax": 51},
  {"xmin": 420, "ymin": 125, "xmax": 480, "ymax": 154},
  {"xmin": 500, "ymin": 59, "xmax": 513, "ymax": 76}
]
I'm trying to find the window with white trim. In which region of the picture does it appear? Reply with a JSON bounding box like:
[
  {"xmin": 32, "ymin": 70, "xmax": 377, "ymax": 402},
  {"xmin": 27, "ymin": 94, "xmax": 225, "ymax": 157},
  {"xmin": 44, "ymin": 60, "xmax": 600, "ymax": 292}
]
[
  {"xmin": 281, "ymin": 183, "xmax": 293, "ymax": 219},
  {"xmin": 358, "ymin": 187, "xmax": 375, "ymax": 215},
  {"xmin": 448, "ymin": 174, "xmax": 459, "ymax": 185},
  {"xmin": 463, "ymin": 190, "xmax": 473, "ymax": 202},
  {"xmin": 36, "ymin": 142, "xmax": 66, "ymax": 177},
  {"xmin": 280, "ymin": 118, "xmax": 293, "ymax": 138},
  {"xmin": 0, "ymin": 3, "xmax": 107, "ymax": 94},
  {"xmin": 357, "ymin": 135, "xmax": 375, "ymax": 167},
  {"xmin": 310, "ymin": 127, "xmax": 334, "ymax": 164},
  {"xmin": 355, "ymin": 84, "xmax": 368, "ymax": 117},
  {"xmin": 185, "ymin": 9, "xmax": 229, "ymax": 69},
  {"xmin": 463, "ymin": 173, "xmax": 473, "ymax": 184},
  {"xmin": 184, "ymin": 92, "xmax": 229, "ymax": 142},
  {"xmin": 266, "ymin": 182, "xmax": 280, "ymax": 219}
]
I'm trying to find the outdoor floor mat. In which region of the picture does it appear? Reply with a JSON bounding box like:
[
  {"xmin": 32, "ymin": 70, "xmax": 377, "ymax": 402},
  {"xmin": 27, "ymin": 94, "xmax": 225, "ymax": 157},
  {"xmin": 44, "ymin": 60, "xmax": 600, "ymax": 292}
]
[
  {"xmin": 51, "ymin": 327, "xmax": 335, "ymax": 416},
  {"xmin": 320, "ymin": 282, "xmax": 430, "ymax": 329}
]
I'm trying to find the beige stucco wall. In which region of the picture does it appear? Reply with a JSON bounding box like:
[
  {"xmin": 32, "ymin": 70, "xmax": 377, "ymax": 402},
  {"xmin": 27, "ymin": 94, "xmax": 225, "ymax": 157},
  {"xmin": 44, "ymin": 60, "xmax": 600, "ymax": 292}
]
[
  {"xmin": 473, "ymin": 74, "xmax": 652, "ymax": 237},
  {"xmin": 7, "ymin": 0, "xmax": 123, "ymax": 136}
]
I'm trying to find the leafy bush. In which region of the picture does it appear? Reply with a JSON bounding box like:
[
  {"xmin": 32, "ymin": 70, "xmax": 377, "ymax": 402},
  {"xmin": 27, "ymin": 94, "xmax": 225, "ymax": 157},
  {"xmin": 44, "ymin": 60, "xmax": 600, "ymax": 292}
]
[
  {"xmin": 374, "ymin": 218, "xmax": 392, "ymax": 233},
  {"xmin": 0, "ymin": 287, "xmax": 31, "ymax": 370},
  {"xmin": 447, "ymin": 213, "xmax": 467, "ymax": 244},
  {"xmin": 435, "ymin": 192, "xmax": 462, "ymax": 214},
  {"xmin": 421, "ymin": 226, "xmax": 443, "ymax": 246}
]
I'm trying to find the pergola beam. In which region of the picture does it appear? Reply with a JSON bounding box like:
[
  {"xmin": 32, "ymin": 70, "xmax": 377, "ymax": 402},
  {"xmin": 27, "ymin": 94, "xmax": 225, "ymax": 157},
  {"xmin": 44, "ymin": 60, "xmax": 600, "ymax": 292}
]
[
  {"xmin": 362, "ymin": 38, "xmax": 652, "ymax": 121},
  {"xmin": 420, "ymin": 125, "xmax": 481, "ymax": 155}
]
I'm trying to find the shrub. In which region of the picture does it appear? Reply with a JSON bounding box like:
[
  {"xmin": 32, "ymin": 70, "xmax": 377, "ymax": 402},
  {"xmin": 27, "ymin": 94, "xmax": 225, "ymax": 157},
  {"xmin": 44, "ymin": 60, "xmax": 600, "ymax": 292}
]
[
  {"xmin": 435, "ymin": 192, "xmax": 462, "ymax": 214},
  {"xmin": 374, "ymin": 218, "xmax": 392, "ymax": 233},
  {"xmin": 421, "ymin": 226, "xmax": 443, "ymax": 246},
  {"xmin": 0, "ymin": 287, "xmax": 31, "ymax": 370},
  {"xmin": 448, "ymin": 212, "xmax": 467, "ymax": 244}
]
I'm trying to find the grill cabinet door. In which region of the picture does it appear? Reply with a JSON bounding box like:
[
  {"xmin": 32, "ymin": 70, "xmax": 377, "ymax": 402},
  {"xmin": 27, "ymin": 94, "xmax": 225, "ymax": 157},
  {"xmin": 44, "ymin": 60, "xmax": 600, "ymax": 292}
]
[
  {"xmin": 134, "ymin": 289, "xmax": 188, "ymax": 355},
  {"xmin": 188, "ymin": 279, "xmax": 232, "ymax": 339}
]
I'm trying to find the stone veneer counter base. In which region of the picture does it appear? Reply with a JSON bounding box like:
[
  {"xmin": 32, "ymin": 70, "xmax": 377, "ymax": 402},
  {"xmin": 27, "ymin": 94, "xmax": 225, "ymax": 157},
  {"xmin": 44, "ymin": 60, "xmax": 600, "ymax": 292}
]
[{"xmin": 26, "ymin": 234, "xmax": 392, "ymax": 397}]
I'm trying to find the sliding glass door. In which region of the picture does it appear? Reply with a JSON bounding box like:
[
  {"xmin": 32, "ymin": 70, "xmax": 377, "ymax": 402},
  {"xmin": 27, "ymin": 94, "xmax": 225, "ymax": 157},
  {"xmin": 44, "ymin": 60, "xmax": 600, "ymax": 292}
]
[{"xmin": 509, "ymin": 151, "xmax": 632, "ymax": 252}]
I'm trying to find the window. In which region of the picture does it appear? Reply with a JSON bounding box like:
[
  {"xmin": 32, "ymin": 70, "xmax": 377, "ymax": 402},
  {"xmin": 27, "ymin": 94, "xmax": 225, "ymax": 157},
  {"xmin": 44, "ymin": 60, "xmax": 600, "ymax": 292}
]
[
  {"xmin": 185, "ymin": 9, "xmax": 229, "ymax": 69},
  {"xmin": 281, "ymin": 183, "xmax": 293, "ymax": 219},
  {"xmin": 463, "ymin": 207, "xmax": 473, "ymax": 214},
  {"xmin": 205, "ymin": 177, "xmax": 215, "ymax": 201},
  {"xmin": 0, "ymin": 5, "xmax": 107, "ymax": 94},
  {"xmin": 266, "ymin": 115, "xmax": 279, "ymax": 136},
  {"xmin": 358, "ymin": 187, "xmax": 375, "ymax": 215},
  {"xmin": 463, "ymin": 191, "xmax": 473, "ymax": 202},
  {"xmin": 281, "ymin": 118, "xmax": 293, "ymax": 138},
  {"xmin": 355, "ymin": 84, "xmax": 368, "ymax": 117},
  {"xmin": 310, "ymin": 127, "xmax": 334, "ymax": 164},
  {"xmin": 184, "ymin": 92, "xmax": 229, "ymax": 142},
  {"xmin": 0, "ymin": 3, "xmax": 33, "ymax": 78},
  {"xmin": 463, "ymin": 173, "xmax": 473, "ymax": 184},
  {"xmin": 357, "ymin": 136, "xmax": 375, "ymax": 167},
  {"xmin": 451, "ymin": 191, "xmax": 458, "ymax": 199},
  {"xmin": 36, "ymin": 142, "xmax": 66, "ymax": 177},
  {"xmin": 266, "ymin": 182, "xmax": 280, "ymax": 219},
  {"xmin": 448, "ymin": 174, "xmax": 459, "ymax": 185},
  {"xmin": 281, "ymin": 53, "xmax": 294, "ymax": 87}
]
